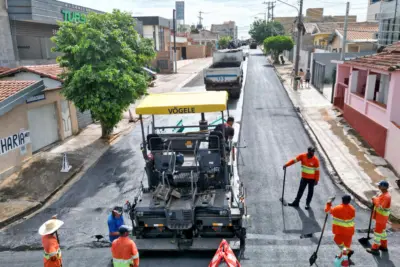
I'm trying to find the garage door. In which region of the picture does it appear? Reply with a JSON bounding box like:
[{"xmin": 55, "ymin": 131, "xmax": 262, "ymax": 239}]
[{"xmin": 27, "ymin": 104, "xmax": 59, "ymax": 152}]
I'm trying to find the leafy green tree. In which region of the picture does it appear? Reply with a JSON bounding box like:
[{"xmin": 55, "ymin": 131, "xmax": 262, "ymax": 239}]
[
  {"xmin": 218, "ymin": 36, "xmax": 232, "ymax": 49},
  {"xmin": 190, "ymin": 24, "xmax": 199, "ymax": 33},
  {"xmin": 263, "ymin": 36, "xmax": 294, "ymax": 64},
  {"xmin": 52, "ymin": 10, "xmax": 156, "ymax": 138},
  {"xmin": 249, "ymin": 20, "xmax": 285, "ymax": 44}
]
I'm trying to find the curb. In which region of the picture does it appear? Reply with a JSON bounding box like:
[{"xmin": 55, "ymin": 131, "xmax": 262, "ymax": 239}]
[
  {"xmin": 0, "ymin": 165, "xmax": 83, "ymax": 229},
  {"xmin": 269, "ymin": 59, "xmax": 400, "ymax": 222}
]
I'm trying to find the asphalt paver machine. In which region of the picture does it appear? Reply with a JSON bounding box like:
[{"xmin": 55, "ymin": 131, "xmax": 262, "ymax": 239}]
[{"xmin": 126, "ymin": 91, "xmax": 247, "ymax": 253}]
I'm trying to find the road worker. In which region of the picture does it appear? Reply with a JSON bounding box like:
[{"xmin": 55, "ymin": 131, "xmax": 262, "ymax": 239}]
[
  {"xmin": 38, "ymin": 216, "xmax": 64, "ymax": 267},
  {"xmin": 366, "ymin": 180, "xmax": 391, "ymax": 255},
  {"xmin": 283, "ymin": 146, "xmax": 320, "ymax": 209},
  {"xmin": 111, "ymin": 225, "xmax": 139, "ymax": 267},
  {"xmin": 108, "ymin": 206, "xmax": 125, "ymax": 242},
  {"xmin": 325, "ymin": 195, "xmax": 355, "ymax": 261},
  {"xmin": 214, "ymin": 116, "xmax": 235, "ymax": 141}
]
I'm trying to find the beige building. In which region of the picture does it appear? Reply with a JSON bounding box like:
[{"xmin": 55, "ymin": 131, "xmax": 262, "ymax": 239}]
[
  {"xmin": 0, "ymin": 65, "xmax": 80, "ymax": 177},
  {"xmin": 211, "ymin": 21, "xmax": 237, "ymax": 40}
]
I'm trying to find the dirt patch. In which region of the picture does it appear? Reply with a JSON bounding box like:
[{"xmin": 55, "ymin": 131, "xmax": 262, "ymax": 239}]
[
  {"xmin": 0, "ymin": 153, "xmax": 84, "ymax": 203},
  {"xmin": 319, "ymin": 108, "xmax": 384, "ymax": 184}
]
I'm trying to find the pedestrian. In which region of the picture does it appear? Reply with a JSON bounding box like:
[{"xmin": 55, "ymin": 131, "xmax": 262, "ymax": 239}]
[
  {"xmin": 111, "ymin": 225, "xmax": 140, "ymax": 267},
  {"xmin": 298, "ymin": 68, "xmax": 305, "ymax": 89},
  {"xmin": 290, "ymin": 68, "xmax": 295, "ymax": 85},
  {"xmin": 108, "ymin": 206, "xmax": 125, "ymax": 242},
  {"xmin": 283, "ymin": 146, "xmax": 320, "ymax": 209},
  {"xmin": 366, "ymin": 180, "xmax": 391, "ymax": 255},
  {"xmin": 38, "ymin": 215, "xmax": 64, "ymax": 267},
  {"xmin": 305, "ymin": 69, "xmax": 311, "ymax": 88},
  {"xmin": 325, "ymin": 195, "xmax": 355, "ymax": 262},
  {"xmin": 214, "ymin": 116, "xmax": 235, "ymax": 141}
]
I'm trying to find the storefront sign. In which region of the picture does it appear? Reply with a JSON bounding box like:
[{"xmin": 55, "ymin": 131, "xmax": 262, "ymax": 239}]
[
  {"xmin": 0, "ymin": 129, "xmax": 31, "ymax": 156},
  {"xmin": 61, "ymin": 9, "xmax": 87, "ymax": 23},
  {"xmin": 26, "ymin": 94, "xmax": 46, "ymax": 104}
]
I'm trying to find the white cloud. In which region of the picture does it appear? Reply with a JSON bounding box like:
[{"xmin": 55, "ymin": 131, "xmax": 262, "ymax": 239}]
[{"xmin": 65, "ymin": 0, "xmax": 369, "ymax": 39}]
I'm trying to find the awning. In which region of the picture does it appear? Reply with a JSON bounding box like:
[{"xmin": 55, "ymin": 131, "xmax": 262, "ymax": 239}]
[{"xmin": 135, "ymin": 91, "xmax": 228, "ymax": 115}]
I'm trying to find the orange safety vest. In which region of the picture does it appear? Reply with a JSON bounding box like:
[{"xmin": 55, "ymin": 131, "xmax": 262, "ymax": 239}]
[
  {"xmin": 41, "ymin": 235, "xmax": 62, "ymax": 267},
  {"xmin": 373, "ymin": 192, "xmax": 391, "ymax": 225},
  {"xmin": 209, "ymin": 239, "xmax": 241, "ymax": 267},
  {"xmin": 325, "ymin": 203, "xmax": 355, "ymax": 236},
  {"xmin": 111, "ymin": 236, "xmax": 140, "ymax": 267},
  {"xmin": 285, "ymin": 153, "xmax": 320, "ymax": 181}
]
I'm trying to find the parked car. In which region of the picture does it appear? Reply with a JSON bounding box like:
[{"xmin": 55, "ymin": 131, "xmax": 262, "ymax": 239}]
[{"xmin": 250, "ymin": 42, "xmax": 257, "ymax": 49}]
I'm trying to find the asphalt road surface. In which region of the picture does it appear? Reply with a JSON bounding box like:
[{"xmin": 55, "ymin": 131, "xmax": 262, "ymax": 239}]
[{"xmin": 0, "ymin": 49, "xmax": 399, "ymax": 267}]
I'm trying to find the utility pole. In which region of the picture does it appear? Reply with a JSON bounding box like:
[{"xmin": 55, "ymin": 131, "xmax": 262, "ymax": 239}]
[
  {"xmin": 293, "ymin": 0, "xmax": 303, "ymax": 91},
  {"xmin": 271, "ymin": 1, "xmax": 275, "ymax": 21},
  {"xmin": 198, "ymin": 11, "xmax": 204, "ymax": 27},
  {"xmin": 173, "ymin": 9, "xmax": 177, "ymax": 73},
  {"xmin": 263, "ymin": 1, "xmax": 276, "ymax": 22},
  {"xmin": 340, "ymin": 2, "xmax": 350, "ymax": 61}
]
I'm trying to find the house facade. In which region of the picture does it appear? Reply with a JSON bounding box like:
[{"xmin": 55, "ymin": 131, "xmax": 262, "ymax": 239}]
[
  {"xmin": 329, "ymin": 25, "xmax": 378, "ymax": 53},
  {"xmin": 333, "ymin": 42, "xmax": 400, "ymax": 173},
  {"xmin": 0, "ymin": 65, "xmax": 83, "ymax": 177}
]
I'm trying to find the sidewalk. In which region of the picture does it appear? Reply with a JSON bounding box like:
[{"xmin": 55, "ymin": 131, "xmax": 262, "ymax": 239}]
[
  {"xmin": 272, "ymin": 56, "xmax": 400, "ymax": 222},
  {"xmin": 0, "ymin": 58, "xmax": 211, "ymax": 228}
]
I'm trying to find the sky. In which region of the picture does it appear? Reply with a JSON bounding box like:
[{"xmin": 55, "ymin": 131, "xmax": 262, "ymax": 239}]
[{"xmin": 64, "ymin": 0, "xmax": 370, "ymax": 39}]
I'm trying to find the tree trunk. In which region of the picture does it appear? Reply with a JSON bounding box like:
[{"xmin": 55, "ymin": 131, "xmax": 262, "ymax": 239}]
[
  {"xmin": 273, "ymin": 51, "xmax": 280, "ymax": 64},
  {"xmin": 101, "ymin": 121, "xmax": 113, "ymax": 139}
]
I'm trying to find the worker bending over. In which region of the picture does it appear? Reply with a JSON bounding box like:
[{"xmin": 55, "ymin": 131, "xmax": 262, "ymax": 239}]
[
  {"xmin": 366, "ymin": 180, "xmax": 391, "ymax": 255},
  {"xmin": 325, "ymin": 195, "xmax": 355, "ymax": 261},
  {"xmin": 214, "ymin": 116, "xmax": 235, "ymax": 141},
  {"xmin": 111, "ymin": 225, "xmax": 140, "ymax": 267},
  {"xmin": 108, "ymin": 206, "xmax": 125, "ymax": 242},
  {"xmin": 38, "ymin": 216, "xmax": 64, "ymax": 267},
  {"xmin": 283, "ymin": 146, "xmax": 320, "ymax": 209}
]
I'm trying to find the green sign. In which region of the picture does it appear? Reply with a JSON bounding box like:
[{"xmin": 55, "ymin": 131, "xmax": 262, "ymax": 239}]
[{"xmin": 61, "ymin": 9, "xmax": 87, "ymax": 23}]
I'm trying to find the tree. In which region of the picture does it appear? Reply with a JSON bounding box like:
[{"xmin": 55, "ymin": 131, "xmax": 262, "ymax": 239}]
[
  {"xmin": 249, "ymin": 20, "xmax": 285, "ymax": 44},
  {"xmin": 218, "ymin": 36, "xmax": 232, "ymax": 49},
  {"xmin": 263, "ymin": 36, "xmax": 294, "ymax": 64},
  {"xmin": 190, "ymin": 24, "xmax": 199, "ymax": 33},
  {"xmin": 52, "ymin": 10, "xmax": 156, "ymax": 138}
]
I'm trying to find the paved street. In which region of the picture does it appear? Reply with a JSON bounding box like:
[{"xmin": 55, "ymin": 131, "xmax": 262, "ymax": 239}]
[{"xmin": 0, "ymin": 49, "xmax": 399, "ymax": 266}]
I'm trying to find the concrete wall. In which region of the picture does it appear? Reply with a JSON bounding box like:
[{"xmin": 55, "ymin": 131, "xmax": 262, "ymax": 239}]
[
  {"xmin": 186, "ymin": 45, "xmax": 206, "ymax": 59},
  {"xmin": 311, "ymin": 51, "xmax": 376, "ymax": 81},
  {"xmin": 0, "ymin": 88, "xmax": 78, "ymax": 174},
  {"xmin": 367, "ymin": 1, "xmax": 381, "ymax": 22},
  {"xmin": 0, "ymin": 0, "xmax": 17, "ymax": 67}
]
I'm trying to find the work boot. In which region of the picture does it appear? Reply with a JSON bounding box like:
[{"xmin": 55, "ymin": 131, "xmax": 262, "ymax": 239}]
[
  {"xmin": 348, "ymin": 249, "xmax": 354, "ymax": 259},
  {"xmin": 379, "ymin": 246, "xmax": 388, "ymax": 252},
  {"xmin": 288, "ymin": 202, "xmax": 299, "ymax": 207},
  {"xmin": 366, "ymin": 248, "xmax": 380, "ymax": 256},
  {"xmin": 305, "ymin": 204, "xmax": 311, "ymax": 210}
]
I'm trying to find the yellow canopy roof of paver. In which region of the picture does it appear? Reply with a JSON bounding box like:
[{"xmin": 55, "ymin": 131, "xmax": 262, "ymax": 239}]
[{"xmin": 135, "ymin": 91, "xmax": 228, "ymax": 115}]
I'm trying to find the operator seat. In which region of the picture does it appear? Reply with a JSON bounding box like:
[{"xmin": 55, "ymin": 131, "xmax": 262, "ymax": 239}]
[
  {"xmin": 147, "ymin": 134, "xmax": 163, "ymax": 151},
  {"xmin": 209, "ymin": 131, "xmax": 224, "ymax": 156}
]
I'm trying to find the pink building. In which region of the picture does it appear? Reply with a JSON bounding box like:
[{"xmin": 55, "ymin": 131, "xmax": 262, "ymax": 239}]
[{"xmin": 333, "ymin": 42, "xmax": 400, "ymax": 173}]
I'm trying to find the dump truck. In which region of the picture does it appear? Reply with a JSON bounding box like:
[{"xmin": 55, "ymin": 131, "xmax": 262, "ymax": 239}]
[
  {"xmin": 203, "ymin": 50, "xmax": 244, "ymax": 99},
  {"xmin": 125, "ymin": 91, "xmax": 247, "ymax": 253}
]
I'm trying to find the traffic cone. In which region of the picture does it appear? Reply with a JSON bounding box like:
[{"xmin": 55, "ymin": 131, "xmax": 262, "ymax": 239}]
[
  {"xmin": 60, "ymin": 153, "xmax": 72, "ymax": 173},
  {"xmin": 128, "ymin": 109, "xmax": 135, "ymax": 122}
]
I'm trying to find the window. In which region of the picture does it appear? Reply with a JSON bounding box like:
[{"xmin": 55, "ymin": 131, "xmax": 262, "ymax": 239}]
[{"xmin": 376, "ymin": 74, "xmax": 390, "ymax": 105}]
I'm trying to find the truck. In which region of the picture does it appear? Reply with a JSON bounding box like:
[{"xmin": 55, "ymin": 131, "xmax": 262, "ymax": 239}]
[
  {"xmin": 125, "ymin": 91, "xmax": 247, "ymax": 254},
  {"xmin": 203, "ymin": 49, "xmax": 244, "ymax": 99}
]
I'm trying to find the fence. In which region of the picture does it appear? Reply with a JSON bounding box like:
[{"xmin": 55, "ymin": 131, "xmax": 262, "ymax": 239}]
[{"xmin": 312, "ymin": 60, "xmax": 325, "ymax": 92}]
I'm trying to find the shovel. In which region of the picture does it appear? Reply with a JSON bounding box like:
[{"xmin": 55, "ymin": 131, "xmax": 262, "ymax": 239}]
[
  {"xmin": 279, "ymin": 169, "xmax": 288, "ymax": 206},
  {"xmin": 358, "ymin": 205, "xmax": 374, "ymax": 246},
  {"xmin": 309, "ymin": 195, "xmax": 336, "ymax": 266}
]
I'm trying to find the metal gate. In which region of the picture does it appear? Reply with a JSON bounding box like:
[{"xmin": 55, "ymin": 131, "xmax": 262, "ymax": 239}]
[{"xmin": 312, "ymin": 60, "xmax": 326, "ymax": 93}]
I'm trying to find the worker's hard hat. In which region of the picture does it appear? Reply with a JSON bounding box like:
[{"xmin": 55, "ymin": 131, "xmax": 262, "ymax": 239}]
[
  {"xmin": 38, "ymin": 218, "xmax": 64, "ymax": 236},
  {"xmin": 113, "ymin": 206, "xmax": 123, "ymax": 215},
  {"xmin": 377, "ymin": 180, "xmax": 389, "ymax": 188},
  {"xmin": 118, "ymin": 225, "xmax": 131, "ymax": 234}
]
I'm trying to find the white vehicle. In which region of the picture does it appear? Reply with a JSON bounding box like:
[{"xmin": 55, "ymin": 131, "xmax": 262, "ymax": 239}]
[{"xmin": 203, "ymin": 49, "xmax": 244, "ymax": 99}]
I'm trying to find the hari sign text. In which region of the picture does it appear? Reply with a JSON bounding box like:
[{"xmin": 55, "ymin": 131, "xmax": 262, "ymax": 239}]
[{"xmin": 0, "ymin": 130, "xmax": 31, "ymax": 156}]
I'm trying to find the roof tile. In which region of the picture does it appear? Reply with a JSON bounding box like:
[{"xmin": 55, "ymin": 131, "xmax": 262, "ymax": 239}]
[
  {"xmin": 337, "ymin": 26, "xmax": 378, "ymax": 41},
  {"xmin": 0, "ymin": 64, "xmax": 65, "ymax": 81},
  {"xmin": 0, "ymin": 81, "xmax": 38, "ymax": 101},
  {"xmin": 344, "ymin": 42, "xmax": 400, "ymax": 71}
]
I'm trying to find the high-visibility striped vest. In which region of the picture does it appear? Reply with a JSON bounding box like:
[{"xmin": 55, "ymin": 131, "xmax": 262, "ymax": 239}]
[
  {"xmin": 373, "ymin": 192, "xmax": 391, "ymax": 224},
  {"xmin": 325, "ymin": 203, "xmax": 355, "ymax": 236}
]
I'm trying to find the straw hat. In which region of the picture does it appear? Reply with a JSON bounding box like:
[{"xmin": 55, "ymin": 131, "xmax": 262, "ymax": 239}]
[{"xmin": 38, "ymin": 218, "xmax": 64, "ymax": 236}]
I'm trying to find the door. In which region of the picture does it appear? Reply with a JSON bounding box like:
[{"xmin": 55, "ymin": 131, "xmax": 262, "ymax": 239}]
[
  {"xmin": 27, "ymin": 104, "xmax": 59, "ymax": 152},
  {"xmin": 61, "ymin": 100, "xmax": 72, "ymax": 138},
  {"xmin": 182, "ymin": 47, "xmax": 187, "ymax": 60}
]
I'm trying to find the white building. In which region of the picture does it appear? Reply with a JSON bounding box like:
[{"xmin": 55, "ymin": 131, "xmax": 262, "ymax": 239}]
[
  {"xmin": 367, "ymin": 0, "xmax": 382, "ymax": 22},
  {"xmin": 376, "ymin": 0, "xmax": 400, "ymax": 46},
  {"xmin": 211, "ymin": 21, "xmax": 237, "ymax": 40}
]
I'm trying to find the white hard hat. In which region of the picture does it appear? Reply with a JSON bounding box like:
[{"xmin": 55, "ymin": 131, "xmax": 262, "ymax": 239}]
[{"xmin": 38, "ymin": 218, "xmax": 64, "ymax": 236}]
